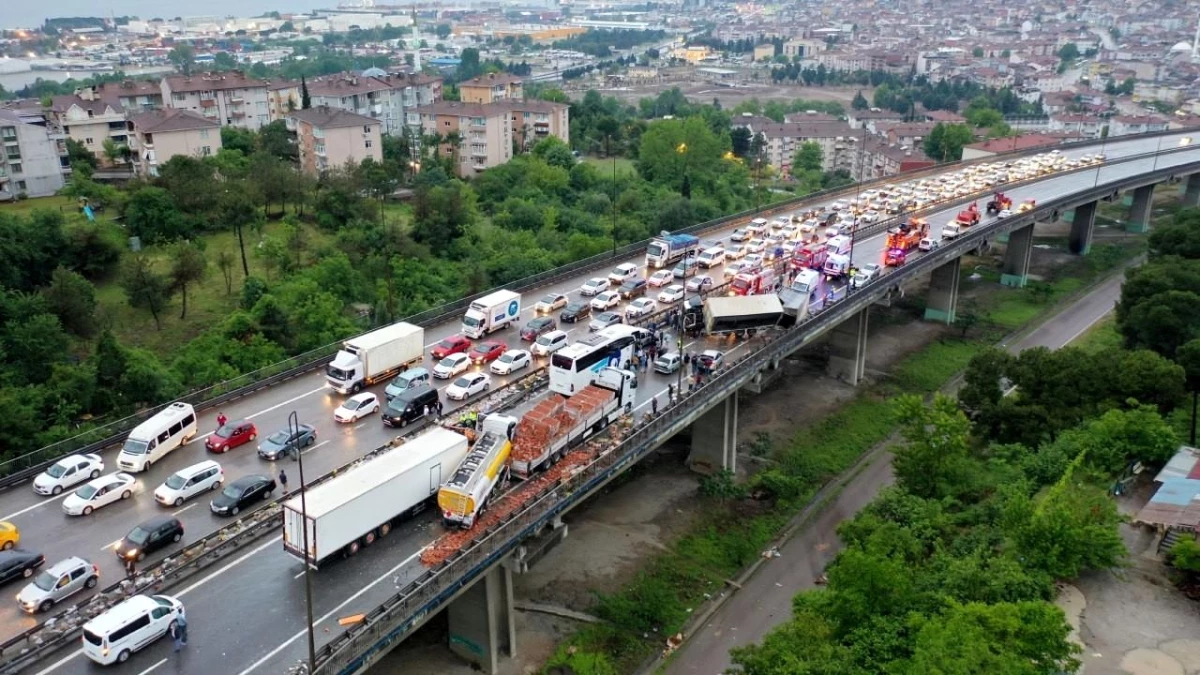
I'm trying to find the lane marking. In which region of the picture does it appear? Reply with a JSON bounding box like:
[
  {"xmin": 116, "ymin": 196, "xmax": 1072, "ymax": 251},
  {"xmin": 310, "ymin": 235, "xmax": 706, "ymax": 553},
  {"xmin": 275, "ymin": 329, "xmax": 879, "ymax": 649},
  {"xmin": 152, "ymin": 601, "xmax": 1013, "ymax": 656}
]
[
  {"xmin": 244, "ymin": 385, "xmax": 330, "ymax": 421},
  {"xmin": 135, "ymin": 658, "xmax": 167, "ymax": 675},
  {"xmin": 171, "ymin": 503, "xmax": 196, "ymax": 517},
  {"xmin": 101, "ymin": 538, "xmax": 122, "ymax": 551},
  {"xmin": 301, "ymin": 440, "xmax": 330, "ymax": 456},
  {"xmin": 175, "ymin": 535, "xmax": 282, "ymax": 599},
  {"xmin": 237, "ymin": 548, "xmax": 424, "ymax": 675},
  {"xmin": 0, "ymin": 491, "xmax": 70, "ymax": 522}
]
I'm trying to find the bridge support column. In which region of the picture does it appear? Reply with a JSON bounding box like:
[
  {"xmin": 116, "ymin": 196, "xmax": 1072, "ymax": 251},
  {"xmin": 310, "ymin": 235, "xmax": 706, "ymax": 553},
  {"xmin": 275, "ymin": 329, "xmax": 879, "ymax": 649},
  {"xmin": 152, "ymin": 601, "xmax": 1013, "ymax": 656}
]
[
  {"xmin": 1001, "ymin": 224, "xmax": 1034, "ymax": 288},
  {"xmin": 687, "ymin": 395, "xmax": 737, "ymax": 475},
  {"xmin": 1127, "ymin": 185, "xmax": 1154, "ymax": 233},
  {"xmin": 827, "ymin": 307, "xmax": 869, "ymax": 385},
  {"xmin": 924, "ymin": 257, "xmax": 960, "ymax": 323},
  {"xmin": 447, "ymin": 560, "xmax": 516, "ymax": 674},
  {"xmin": 1183, "ymin": 174, "xmax": 1200, "ymax": 207},
  {"xmin": 1068, "ymin": 201, "xmax": 1097, "ymax": 255}
]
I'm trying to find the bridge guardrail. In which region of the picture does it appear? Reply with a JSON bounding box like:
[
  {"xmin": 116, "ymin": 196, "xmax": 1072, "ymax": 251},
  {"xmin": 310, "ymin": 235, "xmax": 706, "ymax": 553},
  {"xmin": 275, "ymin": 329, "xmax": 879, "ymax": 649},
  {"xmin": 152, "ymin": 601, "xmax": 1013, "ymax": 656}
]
[
  {"xmin": 1, "ymin": 129, "xmax": 1190, "ymax": 491},
  {"xmin": 308, "ymin": 154, "xmax": 1200, "ymax": 675},
  {"xmin": 0, "ymin": 366, "xmax": 550, "ymax": 675}
]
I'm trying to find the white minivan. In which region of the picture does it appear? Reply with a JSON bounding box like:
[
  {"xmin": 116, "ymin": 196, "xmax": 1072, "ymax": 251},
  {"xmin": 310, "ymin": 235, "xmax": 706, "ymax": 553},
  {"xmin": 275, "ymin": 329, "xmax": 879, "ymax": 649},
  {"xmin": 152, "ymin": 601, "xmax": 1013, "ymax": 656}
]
[
  {"xmin": 81, "ymin": 594, "xmax": 184, "ymax": 665},
  {"xmin": 117, "ymin": 403, "xmax": 197, "ymax": 473},
  {"xmin": 697, "ymin": 247, "xmax": 726, "ymax": 269},
  {"xmin": 154, "ymin": 460, "xmax": 224, "ymax": 507}
]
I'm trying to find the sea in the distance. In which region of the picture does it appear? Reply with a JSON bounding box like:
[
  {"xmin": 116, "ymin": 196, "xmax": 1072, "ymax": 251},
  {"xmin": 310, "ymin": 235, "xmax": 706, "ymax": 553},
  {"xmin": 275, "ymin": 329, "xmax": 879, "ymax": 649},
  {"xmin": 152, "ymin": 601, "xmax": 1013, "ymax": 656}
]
[
  {"xmin": 4, "ymin": 1, "xmax": 342, "ymax": 29},
  {"xmin": 0, "ymin": 66, "xmax": 174, "ymax": 94}
]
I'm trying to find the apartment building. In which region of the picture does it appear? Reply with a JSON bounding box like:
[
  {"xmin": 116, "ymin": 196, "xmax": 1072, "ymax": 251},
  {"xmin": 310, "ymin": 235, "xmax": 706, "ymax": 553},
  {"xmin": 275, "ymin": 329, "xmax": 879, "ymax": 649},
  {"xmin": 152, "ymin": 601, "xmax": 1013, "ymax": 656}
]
[
  {"xmin": 161, "ymin": 71, "xmax": 271, "ymax": 130},
  {"xmin": 0, "ymin": 108, "xmax": 68, "ymax": 199},
  {"xmin": 1048, "ymin": 113, "xmax": 1105, "ymax": 139},
  {"xmin": 288, "ymin": 106, "xmax": 383, "ymax": 176},
  {"xmin": 407, "ymin": 101, "xmax": 512, "ymax": 178},
  {"xmin": 267, "ymin": 79, "xmax": 301, "ymax": 122},
  {"xmin": 503, "ymin": 100, "xmax": 570, "ymax": 150},
  {"xmin": 97, "ymin": 79, "xmax": 163, "ymax": 113},
  {"xmin": 459, "ymin": 73, "xmax": 523, "ymax": 104},
  {"xmin": 1109, "ymin": 115, "xmax": 1169, "ymax": 136},
  {"xmin": 306, "ymin": 71, "xmax": 443, "ymax": 136},
  {"xmin": 49, "ymin": 88, "xmax": 130, "ymax": 163},
  {"xmin": 736, "ymin": 119, "xmax": 858, "ymax": 175},
  {"xmin": 127, "ymin": 108, "xmax": 222, "ymax": 177}
]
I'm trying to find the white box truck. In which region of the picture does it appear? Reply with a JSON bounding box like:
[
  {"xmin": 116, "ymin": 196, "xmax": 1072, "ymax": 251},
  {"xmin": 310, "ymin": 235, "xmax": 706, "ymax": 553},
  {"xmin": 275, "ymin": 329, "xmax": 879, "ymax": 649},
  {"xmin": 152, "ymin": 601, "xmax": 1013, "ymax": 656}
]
[
  {"xmin": 326, "ymin": 322, "xmax": 425, "ymax": 395},
  {"xmin": 462, "ymin": 290, "xmax": 521, "ymax": 339},
  {"xmin": 282, "ymin": 426, "xmax": 470, "ymax": 568}
]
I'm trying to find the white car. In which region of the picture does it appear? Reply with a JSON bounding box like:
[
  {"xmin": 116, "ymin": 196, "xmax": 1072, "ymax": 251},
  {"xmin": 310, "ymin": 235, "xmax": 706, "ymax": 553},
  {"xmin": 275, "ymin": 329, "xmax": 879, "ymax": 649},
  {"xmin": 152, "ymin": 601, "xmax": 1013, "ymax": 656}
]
[
  {"xmin": 591, "ymin": 290, "xmax": 621, "ymax": 311},
  {"xmin": 625, "ymin": 298, "xmax": 658, "ymax": 319},
  {"xmin": 154, "ymin": 460, "xmax": 224, "ymax": 507},
  {"xmin": 831, "ymin": 199, "xmax": 850, "ymax": 211},
  {"xmin": 490, "ymin": 349, "xmax": 531, "ymax": 375},
  {"xmin": 724, "ymin": 261, "xmax": 748, "ymax": 279},
  {"xmin": 532, "ymin": 330, "xmax": 569, "ymax": 356},
  {"xmin": 686, "ymin": 275, "xmax": 714, "ymax": 293},
  {"xmin": 730, "ymin": 228, "xmax": 749, "ymax": 242},
  {"xmin": 997, "ymin": 209, "xmax": 1012, "ymax": 218},
  {"xmin": 446, "ymin": 373, "xmax": 490, "ymax": 401},
  {"xmin": 62, "ymin": 473, "xmax": 136, "ymax": 516},
  {"xmin": 647, "ymin": 269, "xmax": 674, "ymax": 287},
  {"xmin": 334, "ymin": 392, "xmax": 379, "ymax": 423},
  {"xmin": 580, "ymin": 277, "xmax": 610, "ymax": 296},
  {"xmin": 32, "ymin": 453, "xmax": 103, "ymax": 496},
  {"xmin": 433, "ymin": 353, "xmax": 471, "ymax": 379},
  {"xmin": 743, "ymin": 253, "xmax": 765, "ymax": 269},
  {"xmin": 725, "ymin": 245, "xmax": 747, "ymax": 260},
  {"xmin": 608, "ymin": 263, "xmax": 639, "ymax": 285},
  {"xmin": 746, "ymin": 238, "xmax": 766, "ymax": 254},
  {"xmin": 852, "ymin": 263, "xmax": 881, "ymax": 289},
  {"xmin": 658, "ymin": 284, "xmax": 686, "ymax": 303},
  {"xmin": 534, "ymin": 292, "xmax": 569, "ymax": 314}
]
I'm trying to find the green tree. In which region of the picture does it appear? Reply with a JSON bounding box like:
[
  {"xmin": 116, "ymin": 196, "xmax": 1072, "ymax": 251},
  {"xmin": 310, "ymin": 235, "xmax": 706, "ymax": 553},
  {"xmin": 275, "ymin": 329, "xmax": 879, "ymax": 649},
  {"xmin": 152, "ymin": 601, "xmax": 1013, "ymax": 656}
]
[
  {"xmin": 169, "ymin": 241, "xmax": 208, "ymax": 320},
  {"xmin": 221, "ymin": 126, "xmax": 257, "ymax": 155},
  {"xmin": 259, "ymin": 120, "xmax": 298, "ymax": 161},
  {"xmin": 924, "ymin": 123, "xmax": 976, "ymax": 162},
  {"xmin": 793, "ymin": 141, "xmax": 823, "ymax": 173},
  {"xmin": 904, "ymin": 601, "xmax": 1081, "ymax": 674},
  {"xmin": 65, "ymin": 138, "xmax": 97, "ymax": 171},
  {"xmin": 42, "ymin": 267, "xmax": 96, "ymax": 337},
  {"xmin": 893, "ymin": 394, "xmax": 972, "ymax": 499},
  {"xmin": 300, "ymin": 75, "xmax": 311, "ymax": 109},
  {"xmin": 412, "ymin": 181, "xmax": 476, "ymax": 250},
  {"xmin": 4, "ymin": 313, "xmax": 70, "ymax": 385},
  {"xmin": 218, "ymin": 184, "xmax": 260, "ymax": 277},
  {"xmin": 1005, "ymin": 475, "xmax": 1125, "ymax": 580},
  {"xmin": 168, "ymin": 44, "xmax": 196, "ymax": 75},
  {"xmin": 636, "ymin": 116, "xmax": 730, "ymax": 196},
  {"xmin": 1148, "ymin": 209, "xmax": 1200, "ymax": 259},
  {"xmin": 120, "ymin": 254, "xmax": 173, "ymax": 330},
  {"xmin": 123, "ymin": 186, "xmax": 190, "ymax": 244},
  {"xmin": 1178, "ymin": 338, "xmax": 1200, "ymax": 444},
  {"xmin": 851, "ymin": 90, "xmax": 869, "ymax": 110},
  {"xmin": 972, "ymin": 46, "xmax": 985, "ymax": 57}
]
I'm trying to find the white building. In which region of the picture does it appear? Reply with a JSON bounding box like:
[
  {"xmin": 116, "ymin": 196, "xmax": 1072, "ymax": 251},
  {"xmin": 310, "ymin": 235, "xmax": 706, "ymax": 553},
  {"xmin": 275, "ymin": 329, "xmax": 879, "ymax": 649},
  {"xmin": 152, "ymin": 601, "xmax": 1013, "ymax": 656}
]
[{"xmin": 0, "ymin": 108, "xmax": 68, "ymax": 199}]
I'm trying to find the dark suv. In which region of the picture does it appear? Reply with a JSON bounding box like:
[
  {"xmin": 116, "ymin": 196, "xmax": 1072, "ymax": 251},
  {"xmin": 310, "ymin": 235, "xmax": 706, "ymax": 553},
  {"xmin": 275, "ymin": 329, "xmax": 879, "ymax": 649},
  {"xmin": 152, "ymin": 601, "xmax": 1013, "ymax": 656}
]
[
  {"xmin": 114, "ymin": 515, "xmax": 184, "ymax": 562},
  {"xmin": 618, "ymin": 278, "xmax": 648, "ymax": 300},
  {"xmin": 560, "ymin": 301, "xmax": 591, "ymax": 323}
]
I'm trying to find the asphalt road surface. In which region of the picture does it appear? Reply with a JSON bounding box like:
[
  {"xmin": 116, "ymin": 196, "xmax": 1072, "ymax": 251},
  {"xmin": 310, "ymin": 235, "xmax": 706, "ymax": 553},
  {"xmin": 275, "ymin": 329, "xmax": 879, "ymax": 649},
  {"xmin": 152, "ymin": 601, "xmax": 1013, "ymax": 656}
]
[
  {"xmin": 14, "ymin": 134, "xmax": 1191, "ymax": 675},
  {"xmin": 664, "ymin": 262, "xmax": 1129, "ymax": 675}
]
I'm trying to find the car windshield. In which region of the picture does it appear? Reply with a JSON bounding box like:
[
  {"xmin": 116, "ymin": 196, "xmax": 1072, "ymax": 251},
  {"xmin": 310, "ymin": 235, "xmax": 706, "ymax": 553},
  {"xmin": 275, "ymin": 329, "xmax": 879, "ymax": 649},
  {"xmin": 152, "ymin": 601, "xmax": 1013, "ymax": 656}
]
[
  {"xmin": 500, "ymin": 354, "xmax": 514, "ymax": 363},
  {"xmin": 46, "ymin": 462, "xmax": 68, "ymax": 478},
  {"xmin": 165, "ymin": 473, "xmax": 188, "ymax": 489},
  {"xmin": 33, "ymin": 570, "xmax": 57, "ymax": 592},
  {"xmin": 536, "ymin": 335, "xmax": 553, "ymax": 345},
  {"xmin": 222, "ymin": 485, "xmax": 242, "ymax": 499},
  {"xmin": 267, "ymin": 431, "xmax": 289, "ymax": 445},
  {"xmin": 452, "ymin": 377, "xmax": 471, "ymax": 388},
  {"xmin": 122, "ymin": 438, "xmax": 149, "ymax": 455},
  {"xmin": 75, "ymin": 484, "xmax": 97, "ymax": 500},
  {"xmin": 438, "ymin": 357, "xmax": 458, "ymax": 368},
  {"xmin": 126, "ymin": 526, "xmax": 150, "ymax": 545},
  {"xmin": 539, "ymin": 294, "xmax": 557, "ymax": 304},
  {"xmin": 344, "ymin": 399, "xmax": 362, "ymax": 411},
  {"xmin": 215, "ymin": 426, "xmax": 234, "ymax": 438}
]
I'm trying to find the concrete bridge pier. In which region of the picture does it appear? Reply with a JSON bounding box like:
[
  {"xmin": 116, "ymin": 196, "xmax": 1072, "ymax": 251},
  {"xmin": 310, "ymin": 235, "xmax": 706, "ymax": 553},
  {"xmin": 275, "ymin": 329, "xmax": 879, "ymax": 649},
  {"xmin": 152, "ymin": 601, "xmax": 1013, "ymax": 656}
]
[
  {"xmin": 687, "ymin": 395, "xmax": 738, "ymax": 475},
  {"xmin": 1001, "ymin": 223, "xmax": 1034, "ymax": 288},
  {"xmin": 923, "ymin": 257, "xmax": 961, "ymax": 323},
  {"xmin": 1068, "ymin": 200, "xmax": 1098, "ymax": 255},
  {"xmin": 447, "ymin": 560, "xmax": 516, "ymax": 674},
  {"xmin": 826, "ymin": 307, "xmax": 869, "ymax": 385},
  {"xmin": 1127, "ymin": 184, "xmax": 1155, "ymax": 233},
  {"xmin": 1183, "ymin": 174, "xmax": 1200, "ymax": 208}
]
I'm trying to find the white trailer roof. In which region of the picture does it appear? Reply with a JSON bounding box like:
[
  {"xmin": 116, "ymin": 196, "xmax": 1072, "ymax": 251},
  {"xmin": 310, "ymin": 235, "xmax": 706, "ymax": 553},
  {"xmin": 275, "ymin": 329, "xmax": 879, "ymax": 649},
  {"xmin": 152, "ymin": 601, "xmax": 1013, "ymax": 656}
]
[
  {"xmin": 286, "ymin": 426, "xmax": 464, "ymax": 519},
  {"xmin": 345, "ymin": 322, "xmax": 421, "ymax": 352},
  {"xmin": 706, "ymin": 295, "xmax": 783, "ymax": 319}
]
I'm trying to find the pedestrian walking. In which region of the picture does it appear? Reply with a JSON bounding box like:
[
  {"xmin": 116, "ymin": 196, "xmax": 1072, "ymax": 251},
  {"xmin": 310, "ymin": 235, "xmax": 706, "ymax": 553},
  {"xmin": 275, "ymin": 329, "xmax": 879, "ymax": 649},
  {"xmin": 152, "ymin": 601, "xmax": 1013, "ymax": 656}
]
[
  {"xmin": 683, "ymin": 352, "xmax": 691, "ymax": 366},
  {"xmin": 436, "ymin": 400, "xmax": 444, "ymax": 417},
  {"xmin": 172, "ymin": 614, "xmax": 188, "ymax": 652},
  {"xmin": 124, "ymin": 557, "xmax": 136, "ymax": 580},
  {"xmin": 651, "ymin": 396, "xmax": 658, "ymax": 415},
  {"xmin": 278, "ymin": 469, "xmax": 288, "ymax": 494},
  {"xmin": 216, "ymin": 412, "xmax": 227, "ymax": 429}
]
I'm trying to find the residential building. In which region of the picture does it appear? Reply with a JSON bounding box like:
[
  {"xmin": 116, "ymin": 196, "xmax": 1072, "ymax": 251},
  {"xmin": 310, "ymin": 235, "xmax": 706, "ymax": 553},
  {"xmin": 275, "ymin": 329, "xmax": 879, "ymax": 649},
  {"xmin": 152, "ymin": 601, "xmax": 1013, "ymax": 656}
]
[
  {"xmin": 306, "ymin": 71, "xmax": 442, "ymax": 136},
  {"xmin": 859, "ymin": 137, "xmax": 932, "ymax": 181},
  {"xmin": 267, "ymin": 79, "xmax": 301, "ymax": 122},
  {"xmin": 459, "ymin": 73, "xmax": 524, "ymax": 104},
  {"xmin": 0, "ymin": 108, "xmax": 68, "ymax": 199},
  {"xmin": 127, "ymin": 108, "xmax": 222, "ymax": 177},
  {"xmin": 502, "ymin": 100, "xmax": 571, "ymax": 150},
  {"xmin": 288, "ymin": 106, "xmax": 383, "ymax": 176},
  {"xmin": 97, "ymin": 79, "xmax": 163, "ymax": 113},
  {"xmin": 407, "ymin": 101, "xmax": 512, "ymax": 178},
  {"xmin": 736, "ymin": 119, "xmax": 859, "ymax": 175},
  {"xmin": 960, "ymin": 133, "xmax": 1076, "ymax": 160},
  {"xmin": 161, "ymin": 71, "xmax": 271, "ymax": 130},
  {"xmin": 1109, "ymin": 115, "xmax": 1170, "ymax": 136},
  {"xmin": 49, "ymin": 88, "xmax": 130, "ymax": 163},
  {"xmin": 1048, "ymin": 113, "xmax": 1105, "ymax": 139}
]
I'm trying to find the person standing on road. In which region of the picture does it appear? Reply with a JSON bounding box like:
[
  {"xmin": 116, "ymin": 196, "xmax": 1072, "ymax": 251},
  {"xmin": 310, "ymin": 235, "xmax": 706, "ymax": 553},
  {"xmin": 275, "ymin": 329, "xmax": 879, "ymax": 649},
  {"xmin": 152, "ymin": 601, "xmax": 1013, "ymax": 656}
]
[
  {"xmin": 172, "ymin": 614, "xmax": 188, "ymax": 652},
  {"xmin": 278, "ymin": 469, "xmax": 288, "ymax": 495},
  {"xmin": 436, "ymin": 400, "xmax": 444, "ymax": 417},
  {"xmin": 216, "ymin": 412, "xmax": 227, "ymax": 429},
  {"xmin": 124, "ymin": 557, "xmax": 136, "ymax": 580}
]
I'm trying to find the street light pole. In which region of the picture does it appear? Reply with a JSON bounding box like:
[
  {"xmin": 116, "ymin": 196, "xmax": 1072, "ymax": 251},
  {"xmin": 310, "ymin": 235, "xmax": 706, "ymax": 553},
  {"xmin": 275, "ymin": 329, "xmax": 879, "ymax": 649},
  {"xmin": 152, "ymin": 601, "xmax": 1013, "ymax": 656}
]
[
  {"xmin": 291, "ymin": 410, "xmax": 317, "ymax": 672},
  {"xmin": 608, "ymin": 134, "xmax": 618, "ymax": 255}
]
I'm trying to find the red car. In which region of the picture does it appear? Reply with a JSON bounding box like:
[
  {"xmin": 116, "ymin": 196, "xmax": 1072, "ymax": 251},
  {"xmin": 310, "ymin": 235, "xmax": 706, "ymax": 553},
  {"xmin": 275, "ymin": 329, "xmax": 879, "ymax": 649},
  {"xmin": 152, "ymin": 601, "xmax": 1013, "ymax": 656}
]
[
  {"xmin": 469, "ymin": 341, "xmax": 507, "ymax": 365},
  {"xmin": 431, "ymin": 335, "xmax": 472, "ymax": 361},
  {"xmin": 205, "ymin": 419, "xmax": 257, "ymax": 453}
]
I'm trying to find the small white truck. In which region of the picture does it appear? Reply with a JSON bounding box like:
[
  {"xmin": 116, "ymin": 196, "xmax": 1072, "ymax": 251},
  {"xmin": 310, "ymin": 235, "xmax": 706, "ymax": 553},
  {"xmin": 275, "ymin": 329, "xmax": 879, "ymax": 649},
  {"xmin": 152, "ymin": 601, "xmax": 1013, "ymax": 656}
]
[
  {"xmin": 462, "ymin": 290, "xmax": 521, "ymax": 339},
  {"xmin": 325, "ymin": 322, "xmax": 425, "ymax": 395},
  {"xmin": 282, "ymin": 426, "xmax": 470, "ymax": 568}
]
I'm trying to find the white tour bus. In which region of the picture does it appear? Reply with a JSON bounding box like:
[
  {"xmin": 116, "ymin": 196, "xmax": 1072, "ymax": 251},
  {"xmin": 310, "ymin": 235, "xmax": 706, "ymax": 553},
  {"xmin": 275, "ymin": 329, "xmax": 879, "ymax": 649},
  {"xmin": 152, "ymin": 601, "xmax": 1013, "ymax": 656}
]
[
  {"xmin": 549, "ymin": 326, "xmax": 643, "ymax": 396},
  {"xmin": 116, "ymin": 402, "xmax": 198, "ymax": 473}
]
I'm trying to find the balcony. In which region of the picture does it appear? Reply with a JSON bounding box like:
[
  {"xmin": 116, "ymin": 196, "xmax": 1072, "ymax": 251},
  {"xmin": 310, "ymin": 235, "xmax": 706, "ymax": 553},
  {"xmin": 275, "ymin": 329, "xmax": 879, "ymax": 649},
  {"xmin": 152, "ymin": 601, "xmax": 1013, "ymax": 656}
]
[
  {"xmin": 200, "ymin": 99, "xmax": 216, "ymax": 108},
  {"xmin": 231, "ymin": 111, "xmax": 246, "ymax": 119},
  {"xmin": 314, "ymin": 146, "xmax": 327, "ymax": 157},
  {"xmin": 230, "ymin": 95, "xmax": 244, "ymax": 104}
]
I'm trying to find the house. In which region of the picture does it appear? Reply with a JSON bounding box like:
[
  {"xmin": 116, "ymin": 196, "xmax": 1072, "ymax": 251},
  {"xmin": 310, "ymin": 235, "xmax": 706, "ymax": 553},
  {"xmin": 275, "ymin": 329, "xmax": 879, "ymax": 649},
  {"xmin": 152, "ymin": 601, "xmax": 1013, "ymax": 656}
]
[
  {"xmin": 306, "ymin": 71, "xmax": 442, "ymax": 136},
  {"xmin": 266, "ymin": 80, "xmax": 301, "ymax": 122},
  {"xmin": 501, "ymin": 99, "xmax": 570, "ymax": 150},
  {"xmin": 126, "ymin": 108, "xmax": 221, "ymax": 177},
  {"xmin": 49, "ymin": 88, "xmax": 131, "ymax": 163},
  {"xmin": 288, "ymin": 106, "xmax": 383, "ymax": 176},
  {"xmin": 406, "ymin": 101, "xmax": 512, "ymax": 178},
  {"xmin": 0, "ymin": 108, "xmax": 69, "ymax": 199},
  {"xmin": 161, "ymin": 71, "xmax": 271, "ymax": 130},
  {"xmin": 459, "ymin": 73, "xmax": 524, "ymax": 105}
]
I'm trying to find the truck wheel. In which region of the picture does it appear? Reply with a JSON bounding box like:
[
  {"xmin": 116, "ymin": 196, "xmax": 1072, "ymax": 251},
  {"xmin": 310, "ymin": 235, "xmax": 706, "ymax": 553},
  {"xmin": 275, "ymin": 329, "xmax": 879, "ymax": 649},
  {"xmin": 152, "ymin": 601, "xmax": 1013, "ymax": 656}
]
[
  {"xmin": 346, "ymin": 541, "xmax": 360, "ymax": 557},
  {"xmin": 379, "ymin": 523, "xmax": 391, "ymax": 538},
  {"xmin": 352, "ymin": 382, "xmax": 363, "ymax": 394},
  {"xmin": 363, "ymin": 531, "xmax": 377, "ymax": 546}
]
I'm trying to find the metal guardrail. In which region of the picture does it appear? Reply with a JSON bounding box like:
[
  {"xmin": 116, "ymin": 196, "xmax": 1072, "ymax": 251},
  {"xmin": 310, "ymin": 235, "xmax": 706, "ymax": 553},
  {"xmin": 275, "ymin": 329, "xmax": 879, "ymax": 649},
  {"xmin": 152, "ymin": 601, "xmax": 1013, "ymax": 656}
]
[
  {"xmin": 0, "ymin": 366, "xmax": 551, "ymax": 675},
  {"xmin": 0, "ymin": 130, "xmax": 1189, "ymax": 489},
  {"xmin": 307, "ymin": 153, "xmax": 1200, "ymax": 675}
]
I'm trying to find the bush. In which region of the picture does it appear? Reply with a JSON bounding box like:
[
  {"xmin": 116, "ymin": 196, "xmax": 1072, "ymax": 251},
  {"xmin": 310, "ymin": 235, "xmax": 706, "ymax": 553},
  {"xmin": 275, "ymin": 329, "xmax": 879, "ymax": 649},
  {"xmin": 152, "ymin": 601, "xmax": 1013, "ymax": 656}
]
[{"xmin": 1169, "ymin": 537, "xmax": 1200, "ymax": 573}]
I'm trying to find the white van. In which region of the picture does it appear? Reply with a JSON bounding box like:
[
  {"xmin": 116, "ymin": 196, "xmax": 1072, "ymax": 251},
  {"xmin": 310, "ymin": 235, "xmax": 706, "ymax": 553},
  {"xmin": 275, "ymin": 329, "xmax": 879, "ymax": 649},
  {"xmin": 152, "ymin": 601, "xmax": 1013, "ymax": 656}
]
[
  {"xmin": 81, "ymin": 594, "xmax": 184, "ymax": 665},
  {"xmin": 117, "ymin": 403, "xmax": 197, "ymax": 473},
  {"xmin": 697, "ymin": 247, "xmax": 726, "ymax": 269}
]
